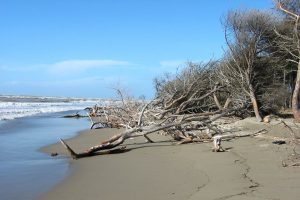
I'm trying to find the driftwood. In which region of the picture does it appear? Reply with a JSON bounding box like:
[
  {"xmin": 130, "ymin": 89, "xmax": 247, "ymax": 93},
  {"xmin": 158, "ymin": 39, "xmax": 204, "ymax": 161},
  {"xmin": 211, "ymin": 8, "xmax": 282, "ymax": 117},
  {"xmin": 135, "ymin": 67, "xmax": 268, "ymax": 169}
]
[
  {"xmin": 210, "ymin": 129, "xmax": 268, "ymax": 152},
  {"xmin": 60, "ymin": 116, "xmax": 212, "ymax": 159},
  {"xmin": 212, "ymin": 136, "xmax": 225, "ymax": 152},
  {"xmin": 60, "ymin": 139, "xmax": 127, "ymax": 159},
  {"xmin": 282, "ymin": 161, "xmax": 300, "ymax": 167},
  {"xmin": 219, "ymin": 129, "xmax": 268, "ymax": 140},
  {"xmin": 61, "ymin": 104, "xmax": 246, "ymax": 159},
  {"xmin": 63, "ymin": 112, "xmax": 88, "ymax": 118},
  {"xmin": 60, "ymin": 82, "xmax": 251, "ymax": 159}
]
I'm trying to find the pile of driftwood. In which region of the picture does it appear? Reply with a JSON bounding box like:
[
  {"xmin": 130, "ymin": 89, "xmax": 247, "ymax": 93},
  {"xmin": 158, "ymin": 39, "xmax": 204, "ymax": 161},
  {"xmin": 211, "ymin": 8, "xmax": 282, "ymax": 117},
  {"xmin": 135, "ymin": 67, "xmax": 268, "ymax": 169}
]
[{"xmin": 60, "ymin": 84, "xmax": 255, "ymax": 159}]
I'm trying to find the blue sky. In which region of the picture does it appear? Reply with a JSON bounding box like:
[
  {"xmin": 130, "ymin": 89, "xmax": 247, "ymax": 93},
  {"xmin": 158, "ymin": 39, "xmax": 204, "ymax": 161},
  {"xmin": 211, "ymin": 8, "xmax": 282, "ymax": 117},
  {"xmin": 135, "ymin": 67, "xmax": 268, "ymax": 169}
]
[{"xmin": 0, "ymin": 0, "xmax": 273, "ymax": 99}]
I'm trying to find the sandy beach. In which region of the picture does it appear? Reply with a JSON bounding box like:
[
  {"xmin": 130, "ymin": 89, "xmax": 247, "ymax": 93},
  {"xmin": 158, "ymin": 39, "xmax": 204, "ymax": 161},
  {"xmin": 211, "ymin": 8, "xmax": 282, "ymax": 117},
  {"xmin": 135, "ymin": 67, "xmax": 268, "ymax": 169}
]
[
  {"xmin": 4, "ymin": 1, "xmax": 300, "ymax": 200},
  {"xmin": 39, "ymin": 118, "xmax": 300, "ymax": 200}
]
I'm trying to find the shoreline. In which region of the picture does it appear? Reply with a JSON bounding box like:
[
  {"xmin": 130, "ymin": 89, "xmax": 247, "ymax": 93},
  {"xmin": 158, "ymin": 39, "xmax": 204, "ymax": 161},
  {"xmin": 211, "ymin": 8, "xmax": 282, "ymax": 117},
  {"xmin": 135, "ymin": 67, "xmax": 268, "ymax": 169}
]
[
  {"xmin": 38, "ymin": 119, "xmax": 300, "ymax": 200},
  {"xmin": 0, "ymin": 112, "xmax": 90, "ymax": 200}
]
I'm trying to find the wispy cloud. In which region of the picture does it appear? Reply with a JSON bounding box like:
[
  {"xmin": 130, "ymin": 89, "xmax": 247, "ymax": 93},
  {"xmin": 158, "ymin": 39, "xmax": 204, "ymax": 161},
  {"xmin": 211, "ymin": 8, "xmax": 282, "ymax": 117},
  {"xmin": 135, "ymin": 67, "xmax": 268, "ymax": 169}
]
[
  {"xmin": 3, "ymin": 76, "xmax": 105, "ymax": 87},
  {"xmin": 2, "ymin": 75, "xmax": 131, "ymax": 88},
  {"xmin": 48, "ymin": 59, "xmax": 132, "ymax": 74},
  {"xmin": 0, "ymin": 65, "xmax": 36, "ymax": 72}
]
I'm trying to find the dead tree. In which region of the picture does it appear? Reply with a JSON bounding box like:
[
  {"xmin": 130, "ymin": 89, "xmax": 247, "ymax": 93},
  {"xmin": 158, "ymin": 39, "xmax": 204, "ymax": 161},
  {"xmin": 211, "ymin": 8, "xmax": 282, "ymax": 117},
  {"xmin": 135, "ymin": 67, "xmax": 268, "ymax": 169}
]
[
  {"xmin": 220, "ymin": 10, "xmax": 274, "ymax": 121},
  {"xmin": 60, "ymin": 78, "xmax": 245, "ymax": 159},
  {"xmin": 59, "ymin": 61, "xmax": 253, "ymax": 159},
  {"xmin": 153, "ymin": 61, "xmax": 229, "ymax": 117},
  {"xmin": 61, "ymin": 106, "xmax": 243, "ymax": 159},
  {"xmin": 275, "ymin": 1, "xmax": 300, "ymax": 122}
]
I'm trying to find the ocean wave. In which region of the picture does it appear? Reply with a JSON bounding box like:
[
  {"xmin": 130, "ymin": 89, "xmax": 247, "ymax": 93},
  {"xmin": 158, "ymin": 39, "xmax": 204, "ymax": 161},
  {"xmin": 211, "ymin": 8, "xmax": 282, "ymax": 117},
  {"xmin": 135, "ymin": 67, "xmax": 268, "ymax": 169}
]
[{"xmin": 0, "ymin": 97, "xmax": 102, "ymax": 120}]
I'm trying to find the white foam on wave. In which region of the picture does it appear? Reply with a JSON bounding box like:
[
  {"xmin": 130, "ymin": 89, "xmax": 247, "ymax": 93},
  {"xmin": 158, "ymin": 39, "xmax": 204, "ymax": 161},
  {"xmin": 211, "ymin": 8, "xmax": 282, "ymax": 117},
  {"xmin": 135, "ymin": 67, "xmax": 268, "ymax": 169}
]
[{"xmin": 0, "ymin": 99, "xmax": 101, "ymax": 121}]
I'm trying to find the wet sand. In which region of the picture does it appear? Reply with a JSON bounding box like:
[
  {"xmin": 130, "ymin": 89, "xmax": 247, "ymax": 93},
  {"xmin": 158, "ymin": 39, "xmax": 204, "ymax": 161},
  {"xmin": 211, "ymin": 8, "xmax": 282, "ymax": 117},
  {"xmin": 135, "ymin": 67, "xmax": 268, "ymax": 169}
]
[{"xmin": 39, "ymin": 118, "xmax": 300, "ymax": 200}]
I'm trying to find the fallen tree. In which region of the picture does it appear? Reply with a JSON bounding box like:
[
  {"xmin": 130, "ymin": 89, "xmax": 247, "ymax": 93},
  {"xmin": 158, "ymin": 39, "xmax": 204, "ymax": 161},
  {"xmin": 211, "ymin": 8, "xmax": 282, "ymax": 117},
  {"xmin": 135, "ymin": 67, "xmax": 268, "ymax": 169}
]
[
  {"xmin": 60, "ymin": 108, "xmax": 235, "ymax": 159},
  {"xmin": 58, "ymin": 62, "xmax": 297, "ymax": 162},
  {"xmin": 60, "ymin": 75, "xmax": 249, "ymax": 159}
]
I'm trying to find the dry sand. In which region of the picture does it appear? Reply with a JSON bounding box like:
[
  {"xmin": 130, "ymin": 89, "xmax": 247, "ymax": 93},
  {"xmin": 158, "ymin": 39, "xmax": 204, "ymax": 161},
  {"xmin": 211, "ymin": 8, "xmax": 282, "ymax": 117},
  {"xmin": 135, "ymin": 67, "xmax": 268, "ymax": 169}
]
[{"xmin": 39, "ymin": 118, "xmax": 300, "ymax": 200}]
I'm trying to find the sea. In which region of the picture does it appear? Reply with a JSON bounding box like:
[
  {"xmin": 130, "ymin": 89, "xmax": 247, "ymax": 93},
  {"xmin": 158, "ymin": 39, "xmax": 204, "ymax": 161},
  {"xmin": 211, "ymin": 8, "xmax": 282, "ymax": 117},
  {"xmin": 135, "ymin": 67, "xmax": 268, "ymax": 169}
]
[{"xmin": 0, "ymin": 95, "xmax": 102, "ymax": 200}]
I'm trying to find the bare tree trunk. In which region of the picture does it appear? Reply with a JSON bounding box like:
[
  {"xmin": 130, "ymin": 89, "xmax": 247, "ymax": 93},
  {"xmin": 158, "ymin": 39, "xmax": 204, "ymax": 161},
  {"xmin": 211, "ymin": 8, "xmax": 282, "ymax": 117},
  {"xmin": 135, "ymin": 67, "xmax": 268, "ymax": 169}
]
[
  {"xmin": 276, "ymin": 2, "xmax": 300, "ymax": 122},
  {"xmin": 223, "ymin": 97, "xmax": 231, "ymax": 109},
  {"xmin": 249, "ymin": 84, "xmax": 262, "ymax": 122},
  {"xmin": 213, "ymin": 93, "xmax": 223, "ymax": 110},
  {"xmin": 292, "ymin": 62, "xmax": 300, "ymax": 122}
]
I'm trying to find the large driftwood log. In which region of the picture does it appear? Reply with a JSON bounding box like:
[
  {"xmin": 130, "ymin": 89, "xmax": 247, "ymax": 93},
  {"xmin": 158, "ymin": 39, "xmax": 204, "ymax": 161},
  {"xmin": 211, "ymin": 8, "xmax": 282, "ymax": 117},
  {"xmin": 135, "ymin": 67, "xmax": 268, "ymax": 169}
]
[
  {"xmin": 61, "ymin": 107, "xmax": 246, "ymax": 159},
  {"xmin": 218, "ymin": 129, "xmax": 268, "ymax": 140},
  {"xmin": 60, "ymin": 82, "xmax": 249, "ymax": 159}
]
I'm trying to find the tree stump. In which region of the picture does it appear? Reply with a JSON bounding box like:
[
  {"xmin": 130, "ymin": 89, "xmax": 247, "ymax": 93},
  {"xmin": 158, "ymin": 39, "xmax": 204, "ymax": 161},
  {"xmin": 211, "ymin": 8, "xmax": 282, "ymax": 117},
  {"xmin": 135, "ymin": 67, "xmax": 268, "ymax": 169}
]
[{"xmin": 212, "ymin": 135, "xmax": 224, "ymax": 152}]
